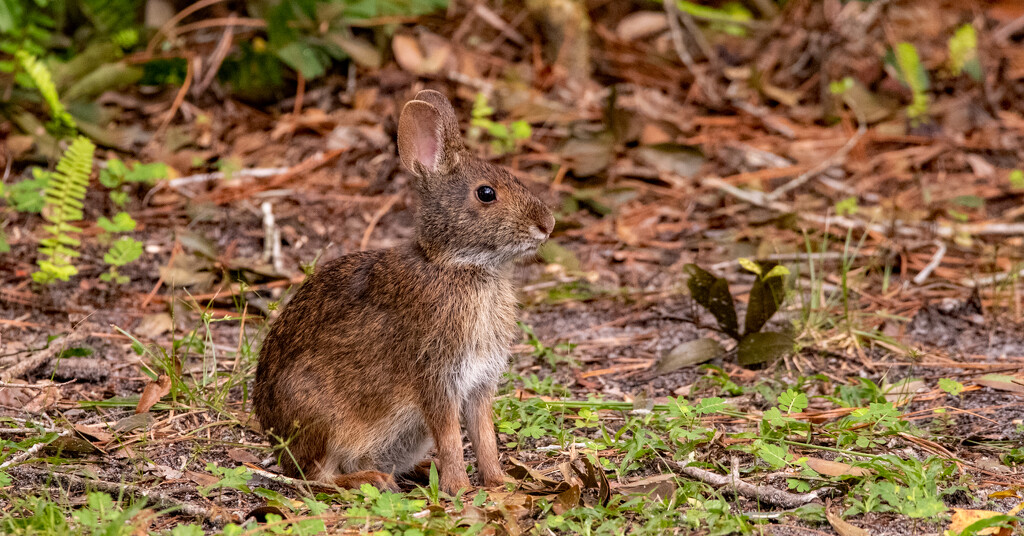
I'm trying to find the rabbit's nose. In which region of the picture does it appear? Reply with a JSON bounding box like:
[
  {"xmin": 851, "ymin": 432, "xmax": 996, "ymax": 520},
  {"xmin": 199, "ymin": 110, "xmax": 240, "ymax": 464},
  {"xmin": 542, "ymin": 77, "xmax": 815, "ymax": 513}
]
[{"xmin": 537, "ymin": 212, "xmax": 555, "ymax": 237}]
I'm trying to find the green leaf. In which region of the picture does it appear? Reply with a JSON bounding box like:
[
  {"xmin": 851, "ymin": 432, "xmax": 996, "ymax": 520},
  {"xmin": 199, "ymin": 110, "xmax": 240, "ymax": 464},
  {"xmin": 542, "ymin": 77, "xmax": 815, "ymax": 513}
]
[
  {"xmin": 937, "ymin": 378, "xmax": 964, "ymax": 396},
  {"xmin": 948, "ymin": 24, "xmax": 981, "ymax": 81},
  {"xmin": 744, "ymin": 266, "xmax": 785, "ymax": 335},
  {"xmin": 763, "ymin": 265, "xmax": 790, "ymax": 280},
  {"xmin": 777, "ymin": 389, "xmax": 808, "ymax": 413},
  {"xmin": 103, "ymin": 237, "xmax": 143, "ymax": 267},
  {"xmin": 754, "ymin": 440, "xmax": 789, "ymax": 469},
  {"xmin": 277, "ymin": 41, "xmax": 328, "ymax": 79},
  {"xmin": 97, "ymin": 212, "xmax": 137, "ymax": 233},
  {"xmin": 684, "ymin": 264, "xmax": 717, "ymax": 306},
  {"xmin": 952, "ymin": 195, "xmax": 984, "ymax": 209},
  {"xmin": 707, "ymin": 278, "xmax": 740, "ymax": 339},
  {"xmin": 511, "ymin": 120, "xmax": 532, "ymax": 141},
  {"xmin": 1010, "ymin": 169, "xmax": 1024, "ymax": 189},
  {"xmin": 835, "ymin": 196, "xmax": 859, "ymax": 216},
  {"xmin": 737, "ymin": 257, "xmax": 762, "ymax": 276},
  {"xmin": 737, "ymin": 331, "xmax": 794, "ymax": 365},
  {"xmin": 657, "ymin": 338, "xmax": 725, "ymax": 373},
  {"xmin": 694, "ymin": 397, "xmax": 727, "ymax": 415}
]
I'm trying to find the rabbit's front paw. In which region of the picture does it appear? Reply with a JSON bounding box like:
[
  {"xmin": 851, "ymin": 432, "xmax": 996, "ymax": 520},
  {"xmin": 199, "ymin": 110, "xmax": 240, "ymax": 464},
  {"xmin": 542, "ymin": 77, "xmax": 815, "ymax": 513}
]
[
  {"xmin": 481, "ymin": 472, "xmax": 511, "ymax": 488},
  {"xmin": 440, "ymin": 472, "xmax": 471, "ymax": 495}
]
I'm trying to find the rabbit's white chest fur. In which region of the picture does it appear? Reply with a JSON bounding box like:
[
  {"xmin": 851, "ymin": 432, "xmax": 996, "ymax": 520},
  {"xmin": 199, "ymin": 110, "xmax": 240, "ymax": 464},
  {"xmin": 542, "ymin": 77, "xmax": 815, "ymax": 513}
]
[{"xmin": 453, "ymin": 282, "xmax": 516, "ymax": 400}]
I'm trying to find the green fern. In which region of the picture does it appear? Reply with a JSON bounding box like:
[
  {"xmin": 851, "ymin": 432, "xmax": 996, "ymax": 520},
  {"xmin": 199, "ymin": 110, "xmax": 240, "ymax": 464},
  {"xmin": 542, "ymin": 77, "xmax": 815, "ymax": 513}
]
[
  {"xmin": 100, "ymin": 237, "xmax": 143, "ymax": 284},
  {"xmin": 33, "ymin": 136, "xmax": 95, "ymax": 284},
  {"xmin": 16, "ymin": 50, "xmax": 76, "ymax": 132}
]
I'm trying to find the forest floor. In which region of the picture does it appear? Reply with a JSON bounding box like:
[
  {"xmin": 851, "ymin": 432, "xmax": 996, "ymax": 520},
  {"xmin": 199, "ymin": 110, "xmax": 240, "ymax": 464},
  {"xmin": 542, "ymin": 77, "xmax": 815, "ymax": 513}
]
[{"xmin": 2, "ymin": 1, "xmax": 1024, "ymax": 535}]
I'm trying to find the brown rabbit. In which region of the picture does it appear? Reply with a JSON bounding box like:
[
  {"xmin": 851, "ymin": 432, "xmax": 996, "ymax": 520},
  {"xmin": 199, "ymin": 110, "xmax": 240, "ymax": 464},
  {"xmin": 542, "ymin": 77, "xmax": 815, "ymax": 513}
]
[{"xmin": 253, "ymin": 90, "xmax": 555, "ymax": 494}]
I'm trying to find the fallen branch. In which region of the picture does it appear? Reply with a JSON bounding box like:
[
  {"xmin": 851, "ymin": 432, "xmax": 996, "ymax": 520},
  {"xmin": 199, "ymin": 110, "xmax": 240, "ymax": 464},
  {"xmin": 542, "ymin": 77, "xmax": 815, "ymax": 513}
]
[
  {"xmin": 18, "ymin": 466, "xmax": 234, "ymax": 524},
  {"xmin": 0, "ymin": 429, "xmax": 70, "ymax": 470},
  {"xmin": 0, "ymin": 333, "xmax": 81, "ymax": 381},
  {"xmin": 676, "ymin": 461, "xmax": 830, "ymax": 508}
]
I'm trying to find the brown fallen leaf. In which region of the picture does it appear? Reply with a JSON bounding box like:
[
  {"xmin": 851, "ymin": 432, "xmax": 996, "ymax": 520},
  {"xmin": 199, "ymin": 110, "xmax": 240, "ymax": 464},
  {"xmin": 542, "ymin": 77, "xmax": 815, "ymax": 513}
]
[
  {"xmin": 226, "ymin": 448, "xmax": 260, "ymax": 465},
  {"xmin": 948, "ymin": 508, "xmax": 1015, "ymax": 536},
  {"xmin": 975, "ymin": 374, "xmax": 1024, "ymax": 395},
  {"xmin": 24, "ymin": 383, "xmax": 60, "ymax": 413},
  {"xmin": 136, "ymin": 375, "xmax": 171, "ymax": 414},
  {"xmin": 805, "ymin": 457, "xmax": 872, "ymax": 477},
  {"xmin": 74, "ymin": 423, "xmax": 114, "ymax": 445},
  {"xmin": 825, "ymin": 502, "xmax": 869, "ymax": 536}
]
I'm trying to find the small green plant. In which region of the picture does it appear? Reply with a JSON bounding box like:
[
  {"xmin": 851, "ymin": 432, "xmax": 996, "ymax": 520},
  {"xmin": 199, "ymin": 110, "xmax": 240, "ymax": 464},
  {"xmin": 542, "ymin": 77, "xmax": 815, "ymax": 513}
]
[
  {"xmin": 948, "ymin": 24, "xmax": 981, "ymax": 81},
  {"xmin": 98, "ymin": 158, "xmax": 168, "ymax": 206},
  {"xmin": 15, "ymin": 50, "xmax": 76, "ymax": 134},
  {"xmin": 519, "ymin": 322, "xmax": 577, "ymax": 370},
  {"xmin": 1009, "ymin": 169, "xmax": 1024, "ymax": 189},
  {"xmin": 101, "ymin": 237, "xmax": 143, "ymax": 284},
  {"xmin": 33, "ymin": 136, "xmax": 95, "ymax": 283},
  {"xmin": 198, "ymin": 463, "xmax": 254, "ymax": 496},
  {"xmin": 470, "ymin": 93, "xmax": 532, "ymax": 155},
  {"xmin": 887, "ymin": 42, "xmax": 931, "ymax": 124},
  {"xmin": 684, "ymin": 259, "xmax": 793, "ymax": 365}
]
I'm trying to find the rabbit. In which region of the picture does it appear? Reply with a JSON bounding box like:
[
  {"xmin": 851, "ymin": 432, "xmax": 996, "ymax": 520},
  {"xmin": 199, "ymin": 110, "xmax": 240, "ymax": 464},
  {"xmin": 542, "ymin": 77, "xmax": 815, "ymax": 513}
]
[{"xmin": 253, "ymin": 89, "xmax": 555, "ymax": 494}]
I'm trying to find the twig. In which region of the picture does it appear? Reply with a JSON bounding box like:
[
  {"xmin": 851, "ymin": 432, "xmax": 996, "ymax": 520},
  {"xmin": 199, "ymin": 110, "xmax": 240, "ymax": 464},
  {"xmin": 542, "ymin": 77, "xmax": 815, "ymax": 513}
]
[
  {"xmin": 767, "ymin": 119, "xmax": 867, "ymax": 201},
  {"xmin": 0, "ymin": 333, "xmax": 79, "ymax": 381},
  {"xmin": 360, "ymin": 194, "xmax": 402, "ymax": 251},
  {"xmin": 18, "ymin": 466, "xmax": 232, "ymax": 523},
  {"xmin": 0, "ymin": 429, "xmax": 70, "ymax": 470},
  {"xmin": 994, "ymin": 14, "xmax": 1024, "ymax": 43},
  {"xmin": 676, "ymin": 461, "xmax": 830, "ymax": 508},
  {"xmin": 192, "ymin": 15, "xmax": 239, "ymax": 96},
  {"xmin": 472, "ymin": 4, "xmax": 527, "ymax": 46},
  {"xmin": 260, "ymin": 201, "xmax": 283, "ymax": 274},
  {"xmin": 293, "ymin": 70, "xmax": 305, "ymax": 116},
  {"xmin": 165, "ymin": 167, "xmax": 291, "ymax": 189},
  {"xmin": 150, "ymin": 52, "xmax": 195, "ymax": 147},
  {"xmin": 145, "ymin": 0, "xmax": 229, "ymax": 55},
  {"xmin": 662, "ymin": 0, "xmax": 720, "ymax": 104},
  {"xmin": 912, "ymin": 241, "xmax": 946, "ymax": 285}
]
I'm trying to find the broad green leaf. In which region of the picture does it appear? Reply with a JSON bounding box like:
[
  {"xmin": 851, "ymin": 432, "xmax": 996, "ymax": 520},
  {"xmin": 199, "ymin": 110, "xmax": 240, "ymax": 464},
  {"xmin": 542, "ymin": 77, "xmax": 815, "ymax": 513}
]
[
  {"xmin": 948, "ymin": 24, "xmax": 981, "ymax": 81},
  {"xmin": 737, "ymin": 257, "xmax": 761, "ymax": 276},
  {"xmin": 754, "ymin": 440, "xmax": 790, "ymax": 469},
  {"xmin": 737, "ymin": 331, "xmax": 794, "ymax": 365},
  {"xmin": 707, "ymin": 278, "xmax": 740, "ymax": 339},
  {"xmin": 97, "ymin": 211, "xmax": 137, "ymax": 232},
  {"xmin": 684, "ymin": 263, "xmax": 717, "ymax": 307},
  {"xmin": 744, "ymin": 267, "xmax": 785, "ymax": 335}
]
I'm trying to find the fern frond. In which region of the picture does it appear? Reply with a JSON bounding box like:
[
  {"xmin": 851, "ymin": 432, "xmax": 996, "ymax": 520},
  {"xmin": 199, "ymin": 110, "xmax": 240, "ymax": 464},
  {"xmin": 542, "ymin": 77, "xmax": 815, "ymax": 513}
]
[
  {"xmin": 34, "ymin": 136, "xmax": 95, "ymax": 283},
  {"xmin": 16, "ymin": 50, "xmax": 76, "ymax": 131}
]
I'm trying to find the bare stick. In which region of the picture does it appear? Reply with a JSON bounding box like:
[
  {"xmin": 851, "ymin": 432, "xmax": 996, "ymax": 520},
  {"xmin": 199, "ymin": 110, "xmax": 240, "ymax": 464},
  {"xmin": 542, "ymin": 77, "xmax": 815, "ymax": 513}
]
[
  {"xmin": 663, "ymin": 0, "xmax": 720, "ymax": 104},
  {"xmin": 912, "ymin": 241, "xmax": 947, "ymax": 285},
  {"xmin": 767, "ymin": 120, "xmax": 867, "ymax": 201},
  {"xmin": 18, "ymin": 466, "xmax": 230, "ymax": 523},
  {"xmin": 0, "ymin": 333, "xmax": 80, "ymax": 381},
  {"xmin": 676, "ymin": 461, "xmax": 829, "ymax": 508},
  {"xmin": 0, "ymin": 429, "xmax": 70, "ymax": 470}
]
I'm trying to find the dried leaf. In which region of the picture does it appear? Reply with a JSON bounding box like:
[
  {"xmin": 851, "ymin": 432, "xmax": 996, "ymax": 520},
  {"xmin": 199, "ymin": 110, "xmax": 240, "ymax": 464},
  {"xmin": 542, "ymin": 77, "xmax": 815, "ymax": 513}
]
[
  {"xmin": 136, "ymin": 375, "xmax": 171, "ymax": 414},
  {"xmin": 737, "ymin": 331, "xmax": 794, "ymax": 365},
  {"xmin": 226, "ymin": 448, "xmax": 260, "ymax": 464},
  {"xmin": 115, "ymin": 412, "xmax": 155, "ymax": 433},
  {"xmin": 948, "ymin": 509, "xmax": 1016, "ymax": 536},
  {"xmin": 657, "ymin": 338, "xmax": 725, "ymax": 373},
  {"xmin": 552, "ymin": 484, "xmax": 581, "ymax": 514},
  {"xmin": 74, "ymin": 423, "xmax": 114, "ymax": 444},
  {"xmin": 135, "ymin": 313, "xmax": 173, "ymax": 339},
  {"xmin": 616, "ymin": 11, "xmax": 668, "ymax": 41},
  {"xmin": 975, "ymin": 374, "xmax": 1024, "ymax": 394},
  {"xmin": 825, "ymin": 507, "xmax": 870, "ymax": 536},
  {"xmin": 805, "ymin": 458, "xmax": 871, "ymax": 477}
]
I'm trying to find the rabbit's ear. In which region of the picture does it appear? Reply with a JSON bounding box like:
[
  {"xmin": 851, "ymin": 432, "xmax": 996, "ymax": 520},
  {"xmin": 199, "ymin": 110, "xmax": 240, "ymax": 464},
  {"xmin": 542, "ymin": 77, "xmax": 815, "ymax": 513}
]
[{"xmin": 398, "ymin": 92, "xmax": 462, "ymax": 176}]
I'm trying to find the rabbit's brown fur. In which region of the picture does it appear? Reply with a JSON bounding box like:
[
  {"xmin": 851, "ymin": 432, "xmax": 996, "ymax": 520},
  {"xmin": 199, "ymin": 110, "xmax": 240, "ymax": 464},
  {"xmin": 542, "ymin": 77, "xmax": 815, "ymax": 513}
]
[{"xmin": 253, "ymin": 90, "xmax": 554, "ymax": 494}]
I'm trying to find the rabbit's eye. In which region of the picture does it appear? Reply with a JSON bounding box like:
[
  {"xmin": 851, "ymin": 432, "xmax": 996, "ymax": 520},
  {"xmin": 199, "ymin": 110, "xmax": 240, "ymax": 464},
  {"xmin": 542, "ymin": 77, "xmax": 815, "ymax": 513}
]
[{"xmin": 476, "ymin": 185, "xmax": 497, "ymax": 203}]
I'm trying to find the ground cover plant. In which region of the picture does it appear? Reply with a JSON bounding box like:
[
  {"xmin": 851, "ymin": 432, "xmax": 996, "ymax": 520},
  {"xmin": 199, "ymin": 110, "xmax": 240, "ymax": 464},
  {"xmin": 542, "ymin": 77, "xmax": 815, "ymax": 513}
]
[{"xmin": 1, "ymin": 0, "xmax": 1024, "ymax": 534}]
